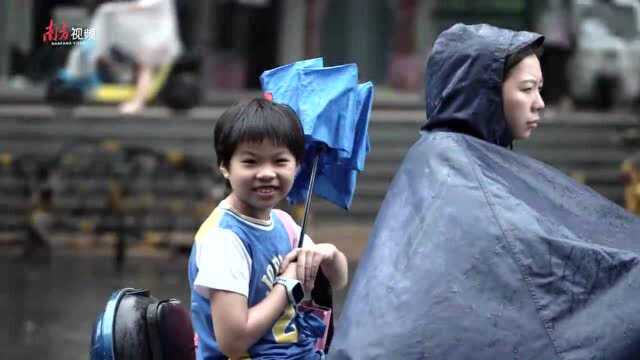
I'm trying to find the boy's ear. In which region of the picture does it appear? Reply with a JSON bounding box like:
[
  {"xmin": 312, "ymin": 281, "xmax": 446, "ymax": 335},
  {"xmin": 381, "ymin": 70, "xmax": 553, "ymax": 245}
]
[{"xmin": 219, "ymin": 165, "xmax": 229, "ymax": 179}]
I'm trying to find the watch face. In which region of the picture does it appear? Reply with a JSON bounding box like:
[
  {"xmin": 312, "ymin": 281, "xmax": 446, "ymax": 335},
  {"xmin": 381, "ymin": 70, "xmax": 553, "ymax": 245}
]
[{"xmin": 292, "ymin": 282, "xmax": 304, "ymax": 304}]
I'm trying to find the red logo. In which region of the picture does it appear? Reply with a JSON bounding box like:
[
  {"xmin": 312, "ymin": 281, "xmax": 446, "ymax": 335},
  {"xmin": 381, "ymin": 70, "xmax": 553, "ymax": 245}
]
[
  {"xmin": 42, "ymin": 19, "xmax": 69, "ymax": 43},
  {"xmin": 42, "ymin": 18, "xmax": 94, "ymax": 45}
]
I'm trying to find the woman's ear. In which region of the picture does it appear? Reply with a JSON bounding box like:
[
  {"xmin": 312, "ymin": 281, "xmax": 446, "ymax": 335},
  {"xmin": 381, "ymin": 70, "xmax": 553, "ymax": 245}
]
[{"xmin": 219, "ymin": 165, "xmax": 229, "ymax": 179}]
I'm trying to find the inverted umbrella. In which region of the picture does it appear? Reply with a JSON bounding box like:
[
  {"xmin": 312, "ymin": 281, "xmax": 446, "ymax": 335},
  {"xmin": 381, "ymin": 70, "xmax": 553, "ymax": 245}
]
[{"xmin": 260, "ymin": 58, "xmax": 374, "ymax": 247}]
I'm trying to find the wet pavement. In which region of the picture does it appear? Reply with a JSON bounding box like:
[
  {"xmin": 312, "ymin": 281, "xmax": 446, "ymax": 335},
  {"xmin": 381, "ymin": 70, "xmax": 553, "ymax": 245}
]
[{"xmin": 0, "ymin": 250, "xmax": 353, "ymax": 360}]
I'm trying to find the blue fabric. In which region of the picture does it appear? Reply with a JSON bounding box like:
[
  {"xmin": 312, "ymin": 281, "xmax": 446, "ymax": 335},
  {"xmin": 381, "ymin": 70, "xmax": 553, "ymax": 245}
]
[
  {"xmin": 57, "ymin": 68, "xmax": 100, "ymax": 92},
  {"xmin": 58, "ymin": 38, "xmax": 101, "ymax": 91},
  {"xmin": 188, "ymin": 207, "xmax": 322, "ymax": 359},
  {"xmin": 330, "ymin": 23, "xmax": 640, "ymax": 359},
  {"xmin": 260, "ymin": 58, "xmax": 374, "ymax": 209},
  {"xmin": 297, "ymin": 311, "xmax": 327, "ymax": 339},
  {"xmin": 260, "ymin": 58, "xmax": 324, "ymax": 110}
]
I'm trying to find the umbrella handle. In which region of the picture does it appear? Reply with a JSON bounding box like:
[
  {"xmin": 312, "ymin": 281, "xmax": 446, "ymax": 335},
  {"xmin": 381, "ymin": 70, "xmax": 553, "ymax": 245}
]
[{"xmin": 297, "ymin": 145, "xmax": 324, "ymax": 248}]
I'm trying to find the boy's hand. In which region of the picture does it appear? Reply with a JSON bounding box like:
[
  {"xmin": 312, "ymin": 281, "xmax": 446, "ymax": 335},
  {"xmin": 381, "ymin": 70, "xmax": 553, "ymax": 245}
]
[
  {"xmin": 280, "ymin": 244, "xmax": 338, "ymax": 292},
  {"xmin": 279, "ymin": 261, "xmax": 298, "ymax": 281}
]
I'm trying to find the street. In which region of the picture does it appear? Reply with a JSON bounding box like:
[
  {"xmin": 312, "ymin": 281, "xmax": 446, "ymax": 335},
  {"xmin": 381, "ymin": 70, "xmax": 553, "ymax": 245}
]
[
  {"xmin": 2, "ymin": 251, "xmax": 189, "ymax": 360},
  {"xmin": 0, "ymin": 249, "xmax": 354, "ymax": 360}
]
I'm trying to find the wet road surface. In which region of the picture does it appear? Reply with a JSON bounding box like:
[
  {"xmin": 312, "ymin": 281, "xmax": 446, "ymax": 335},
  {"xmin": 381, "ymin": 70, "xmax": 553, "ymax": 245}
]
[{"xmin": 0, "ymin": 251, "xmax": 351, "ymax": 360}]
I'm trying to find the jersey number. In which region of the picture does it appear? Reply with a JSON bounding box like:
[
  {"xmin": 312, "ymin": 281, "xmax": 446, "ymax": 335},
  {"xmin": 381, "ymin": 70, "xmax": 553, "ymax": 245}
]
[{"xmin": 272, "ymin": 304, "xmax": 298, "ymax": 343}]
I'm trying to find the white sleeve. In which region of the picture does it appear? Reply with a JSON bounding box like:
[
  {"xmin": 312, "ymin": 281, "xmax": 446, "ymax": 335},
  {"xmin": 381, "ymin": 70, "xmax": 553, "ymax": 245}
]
[
  {"xmin": 136, "ymin": 0, "xmax": 164, "ymax": 7},
  {"xmin": 193, "ymin": 228, "xmax": 252, "ymax": 299}
]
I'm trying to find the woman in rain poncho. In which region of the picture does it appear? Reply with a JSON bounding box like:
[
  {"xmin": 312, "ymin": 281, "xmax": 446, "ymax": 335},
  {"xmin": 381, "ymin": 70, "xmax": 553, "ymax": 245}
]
[
  {"xmin": 330, "ymin": 24, "xmax": 640, "ymax": 359},
  {"xmin": 62, "ymin": 0, "xmax": 182, "ymax": 114}
]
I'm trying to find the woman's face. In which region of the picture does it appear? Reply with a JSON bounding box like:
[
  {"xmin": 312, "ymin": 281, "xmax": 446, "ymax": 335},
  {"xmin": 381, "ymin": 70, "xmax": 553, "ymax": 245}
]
[{"xmin": 502, "ymin": 54, "xmax": 545, "ymax": 140}]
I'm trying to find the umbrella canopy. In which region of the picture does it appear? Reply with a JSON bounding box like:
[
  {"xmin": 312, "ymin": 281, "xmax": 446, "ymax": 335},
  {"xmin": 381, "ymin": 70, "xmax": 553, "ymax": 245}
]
[{"xmin": 260, "ymin": 58, "xmax": 374, "ymax": 210}]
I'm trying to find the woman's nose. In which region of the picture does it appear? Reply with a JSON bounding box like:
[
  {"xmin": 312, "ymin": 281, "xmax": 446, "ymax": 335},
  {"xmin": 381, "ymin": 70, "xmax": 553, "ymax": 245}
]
[{"xmin": 534, "ymin": 91, "xmax": 545, "ymax": 111}]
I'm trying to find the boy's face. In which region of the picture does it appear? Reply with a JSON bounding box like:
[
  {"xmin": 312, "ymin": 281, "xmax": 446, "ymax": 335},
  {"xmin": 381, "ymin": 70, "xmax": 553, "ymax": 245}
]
[{"xmin": 220, "ymin": 140, "xmax": 298, "ymax": 220}]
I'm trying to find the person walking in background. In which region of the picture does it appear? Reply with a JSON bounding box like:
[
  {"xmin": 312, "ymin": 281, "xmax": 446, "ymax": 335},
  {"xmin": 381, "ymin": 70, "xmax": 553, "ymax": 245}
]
[
  {"xmin": 535, "ymin": 0, "xmax": 574, "ymax": 109},
  {"xmin": 22, "ymin": 187, "xmax": 53, "ymax": 260},
  {"xmin": 62, "ymin": 0, "xmax": 182, "ymax": 114}
]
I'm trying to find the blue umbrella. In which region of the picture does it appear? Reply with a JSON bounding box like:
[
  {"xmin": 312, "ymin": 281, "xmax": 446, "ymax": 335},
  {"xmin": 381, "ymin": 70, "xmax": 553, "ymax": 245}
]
[{"xmin": 260, "ymin": 58, "xmax": 374, "ymax": 247}]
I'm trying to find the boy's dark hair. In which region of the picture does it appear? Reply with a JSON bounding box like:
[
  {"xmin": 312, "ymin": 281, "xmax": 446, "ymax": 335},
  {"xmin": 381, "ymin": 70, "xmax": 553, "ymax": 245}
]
[
  {"xmin": 503, "ymin": 44, "xmax": 543, "ymax": 80},
  {"xmin": 214, "ymin": 98, "xmax": 305, "ymax": 169}
]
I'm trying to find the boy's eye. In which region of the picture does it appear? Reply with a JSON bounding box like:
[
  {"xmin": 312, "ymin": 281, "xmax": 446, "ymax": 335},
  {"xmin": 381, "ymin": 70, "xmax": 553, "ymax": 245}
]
[
  {"xmin": 241, "ymin": 159, "xmax": 256, "ymax": 164},
  {"xmin": 276, "ymin": 158, "xmax": 291, "ymax": 164}
]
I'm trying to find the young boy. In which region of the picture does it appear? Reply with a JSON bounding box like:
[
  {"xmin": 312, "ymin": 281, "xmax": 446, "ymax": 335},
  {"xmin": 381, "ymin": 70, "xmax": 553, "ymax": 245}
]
[{"xmin": 189, "ymin": 98, "xmax": 349, "ymax": 359}]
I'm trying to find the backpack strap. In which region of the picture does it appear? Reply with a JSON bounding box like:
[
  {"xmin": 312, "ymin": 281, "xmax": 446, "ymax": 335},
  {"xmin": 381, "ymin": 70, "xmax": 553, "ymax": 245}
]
[
  {"xmin": 273, "ymin": 209, "xmax": 298, "ymax": 249},
  {"xmin": 146, "ymin": 300, "xmax": 165, "ymax": 360},
  {"xmin": 146, "ymin": 297, "xmax": 196, "ymax": 360}
]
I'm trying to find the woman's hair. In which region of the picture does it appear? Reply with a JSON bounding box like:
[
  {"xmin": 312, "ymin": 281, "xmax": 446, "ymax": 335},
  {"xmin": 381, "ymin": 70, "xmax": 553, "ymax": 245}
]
[
  {"xmin": 503, "ymin": 45, "xmax": 543, "ymax": 80},
  {"xmin": 213, "ymin": 98, "xmax": 305, "ymax": 168}
]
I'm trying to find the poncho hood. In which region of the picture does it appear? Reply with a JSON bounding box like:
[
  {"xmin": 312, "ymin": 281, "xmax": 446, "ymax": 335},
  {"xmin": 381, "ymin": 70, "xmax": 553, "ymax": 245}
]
[{"xmin": 423, "ymin": 23, "xmax": 543, "ymax": 147}]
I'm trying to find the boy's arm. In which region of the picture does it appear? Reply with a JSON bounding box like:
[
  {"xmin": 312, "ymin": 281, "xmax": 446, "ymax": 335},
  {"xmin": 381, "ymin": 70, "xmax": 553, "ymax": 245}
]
[{"xmin": 210, "ymin": 262, "xmax": 297, "ymax": 358}]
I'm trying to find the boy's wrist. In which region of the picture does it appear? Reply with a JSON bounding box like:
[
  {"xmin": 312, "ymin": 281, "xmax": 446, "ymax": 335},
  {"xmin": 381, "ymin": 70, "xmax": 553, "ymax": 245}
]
[{"xmin": 274, "ymin": 277, "xmax": 304, "ymax": 305}]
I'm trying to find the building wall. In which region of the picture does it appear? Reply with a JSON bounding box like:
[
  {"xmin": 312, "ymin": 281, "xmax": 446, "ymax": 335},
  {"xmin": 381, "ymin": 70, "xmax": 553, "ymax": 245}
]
[
  {"xmin": 322, "ymin": 0, "xmax": 393, "ymax": 83},
  {"xmin": 278, "ymin": 0, "xmax": 305, "ymax": 65}
]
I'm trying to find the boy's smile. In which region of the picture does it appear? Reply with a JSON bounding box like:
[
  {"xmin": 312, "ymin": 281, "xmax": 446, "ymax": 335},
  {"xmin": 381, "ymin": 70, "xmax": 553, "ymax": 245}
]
[
  {"xmin": 221, "ymin": 140, "xmax": 298, "ymax": 220},
  {"xmin": 255, "ymin": 186, "xmax": 276, "ymax": 197}
]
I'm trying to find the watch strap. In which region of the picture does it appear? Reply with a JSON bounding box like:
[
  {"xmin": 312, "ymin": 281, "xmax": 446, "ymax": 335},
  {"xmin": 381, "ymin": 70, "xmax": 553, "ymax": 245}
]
[{"xmin": 275, "ymin": 277, "xmax": 302, "ymax": 305}]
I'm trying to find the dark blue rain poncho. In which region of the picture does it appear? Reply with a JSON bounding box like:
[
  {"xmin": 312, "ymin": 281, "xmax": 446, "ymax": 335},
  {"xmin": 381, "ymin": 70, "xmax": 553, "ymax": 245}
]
[{"xmin": 330, "ymin": 24, "xmax": 640, "ymax": 359}]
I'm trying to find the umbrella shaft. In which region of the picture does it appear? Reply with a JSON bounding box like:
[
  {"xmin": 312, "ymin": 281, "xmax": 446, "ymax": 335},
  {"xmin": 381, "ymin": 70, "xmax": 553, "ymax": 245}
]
[{"xmin": 298, "ymin": 150, "xmax": 321, "ymax": 248}]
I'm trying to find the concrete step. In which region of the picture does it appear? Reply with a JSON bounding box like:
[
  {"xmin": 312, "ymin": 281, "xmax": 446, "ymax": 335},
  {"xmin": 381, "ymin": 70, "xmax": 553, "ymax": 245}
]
[
  {"xmin": 0, "ymin": 213, "xmax": 28, "ymax": 231},
  {"xmin": 0, "ymin": 86, "xmax": 426, "ymax": 110},
  {"xmin": 304, "ymin": 197, "xmax": 383, "ymax": 223},
  {"xmin": 520, "ymin": 148, "xmax": 629, "ymax": 167},
  {"xmin": 0, "ymin": 106, "xmax": 637, "ymax": 227}
]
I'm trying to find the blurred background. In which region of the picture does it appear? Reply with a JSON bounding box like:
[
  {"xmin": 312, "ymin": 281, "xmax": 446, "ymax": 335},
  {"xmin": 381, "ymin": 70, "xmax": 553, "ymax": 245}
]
[{"xmin": 1, "ymin": 0, "xmax": 640, "ymax": 359}]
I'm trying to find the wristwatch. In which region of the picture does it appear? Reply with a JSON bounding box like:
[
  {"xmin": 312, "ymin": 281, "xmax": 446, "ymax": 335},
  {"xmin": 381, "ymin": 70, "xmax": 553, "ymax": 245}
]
[{"xmin": 275, "ymin": 277, "xmax": 304, "ymax": 306}]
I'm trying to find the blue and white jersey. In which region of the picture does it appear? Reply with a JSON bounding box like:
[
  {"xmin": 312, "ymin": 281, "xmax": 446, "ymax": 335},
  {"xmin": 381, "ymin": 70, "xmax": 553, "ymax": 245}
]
[{"xmin": 188, "ymin": 201, "xmax": 320, "ymax": 360}]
